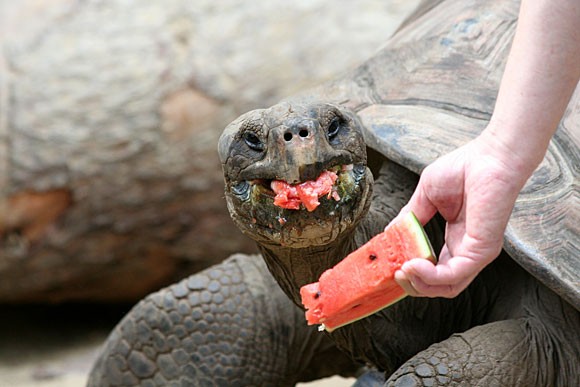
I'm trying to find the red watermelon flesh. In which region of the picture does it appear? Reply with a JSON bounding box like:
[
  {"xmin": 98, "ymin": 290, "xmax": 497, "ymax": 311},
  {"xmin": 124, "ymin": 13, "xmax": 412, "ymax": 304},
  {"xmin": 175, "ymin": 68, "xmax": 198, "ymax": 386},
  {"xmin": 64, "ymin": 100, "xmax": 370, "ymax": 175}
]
[
  {"xmin": 300, "ymin": 211, "xmax": 435, "ymax": 332},
  {"xmin": 271, "ymin": 170, "xmax": 340, "ymax": 212}
]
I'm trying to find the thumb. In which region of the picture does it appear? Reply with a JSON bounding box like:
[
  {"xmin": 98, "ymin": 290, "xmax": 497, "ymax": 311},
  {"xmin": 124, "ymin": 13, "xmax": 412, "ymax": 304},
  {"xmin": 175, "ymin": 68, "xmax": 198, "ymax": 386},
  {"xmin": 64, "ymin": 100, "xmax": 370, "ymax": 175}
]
[{"xmin": 400, "ymin": 178, "xmax": 437, "ymax": 226}]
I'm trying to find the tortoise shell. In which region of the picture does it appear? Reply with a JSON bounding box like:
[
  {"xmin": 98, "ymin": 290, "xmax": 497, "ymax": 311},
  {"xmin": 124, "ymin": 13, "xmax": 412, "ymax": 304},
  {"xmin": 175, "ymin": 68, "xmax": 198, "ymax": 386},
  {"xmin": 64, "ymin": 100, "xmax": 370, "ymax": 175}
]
[{"xmin": 297, "ymin": 0, "xmax": 579, "ymax": 309}]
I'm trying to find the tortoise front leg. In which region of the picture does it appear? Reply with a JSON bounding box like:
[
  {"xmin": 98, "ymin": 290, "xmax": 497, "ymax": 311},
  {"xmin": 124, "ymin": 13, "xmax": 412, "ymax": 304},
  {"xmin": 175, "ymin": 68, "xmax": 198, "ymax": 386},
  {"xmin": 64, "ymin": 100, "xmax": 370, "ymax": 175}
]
[
  {"xmin": 88, "ymin": 253, "xmax": 359, "ymax": 386},
  {"xmin": 385, "ymin": 316, "xmax": 578, "ymax": 387}
]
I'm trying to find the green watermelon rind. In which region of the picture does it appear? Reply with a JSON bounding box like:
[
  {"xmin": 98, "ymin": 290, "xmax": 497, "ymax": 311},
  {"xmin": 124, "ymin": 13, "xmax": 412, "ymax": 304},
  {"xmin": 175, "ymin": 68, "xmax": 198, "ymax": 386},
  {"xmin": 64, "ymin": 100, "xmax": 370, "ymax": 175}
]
[
  {"xmin": 318, "ymin": 211, "xmax": 437, "ymax": 333},
  {"xmin": 401, "ymin": 211, "xmax": 437, "ymax": 264},
  {"xmin": 319, "ymin": 291, "xmax": 407, "ymax": 332},
  {"xmin": 316, "ymin": 211, "xmax": 437, "ymax": 332}
]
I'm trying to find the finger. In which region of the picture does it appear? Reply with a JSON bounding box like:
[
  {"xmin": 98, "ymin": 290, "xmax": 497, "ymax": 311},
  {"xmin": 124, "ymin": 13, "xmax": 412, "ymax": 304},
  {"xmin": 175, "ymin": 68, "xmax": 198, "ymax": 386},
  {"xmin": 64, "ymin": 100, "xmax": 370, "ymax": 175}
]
[
  {"xmin": 401, "ymin": 180, "xmax": 438, "ymax": 226},
  {"xmin": 396, "ymin": 264, "xmax": 473, "ymax": 299},
  {"xmin": 437, "ymin": 244, "xmax": 452, "ymax": 265},
  {"xmin": 405, "ymin": 273, "xmax": 474, "ymax": 298},
  {"xmin": 401, "ymin": 255, "xmax": 482, "ymax": 287},
  {"xmin": 394, "ymin": 270, "xmax": 421, "ymax": 297},
  {"xmin": 411, "ymin": 156, "xmax": 467, "ymax": 224}
]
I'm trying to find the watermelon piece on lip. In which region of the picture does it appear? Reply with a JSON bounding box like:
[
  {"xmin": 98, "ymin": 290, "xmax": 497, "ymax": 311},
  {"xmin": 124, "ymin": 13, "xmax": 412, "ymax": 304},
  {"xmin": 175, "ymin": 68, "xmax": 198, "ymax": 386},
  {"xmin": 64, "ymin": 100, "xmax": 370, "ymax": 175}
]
[
  {"xmin": 271, "ymin": 170, "xmax": 339, "ymax": 212},
  {"xmin": 300, "ymin": 211, "xmax": 436, "ymax": 332}
]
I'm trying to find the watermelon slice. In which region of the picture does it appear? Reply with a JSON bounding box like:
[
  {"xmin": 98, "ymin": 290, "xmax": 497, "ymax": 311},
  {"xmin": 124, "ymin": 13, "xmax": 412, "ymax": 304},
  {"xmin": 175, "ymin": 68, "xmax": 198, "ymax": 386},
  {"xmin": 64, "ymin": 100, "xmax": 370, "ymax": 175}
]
[{"xmin": 300, "ymin": 211, "xmax": 435, "ymax": 332}]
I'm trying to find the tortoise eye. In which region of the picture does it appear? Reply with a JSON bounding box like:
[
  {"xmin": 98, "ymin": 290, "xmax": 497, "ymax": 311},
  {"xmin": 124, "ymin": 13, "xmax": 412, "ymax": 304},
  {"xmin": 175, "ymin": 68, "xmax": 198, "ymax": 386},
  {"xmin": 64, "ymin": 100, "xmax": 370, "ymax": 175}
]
[
  {"xmin": 327, "ymin": 117, "xmax": 342, "ymax": 141},
  {"xmin": 243, "ymin": 132, "xmax": 264, "ymax": 151}
]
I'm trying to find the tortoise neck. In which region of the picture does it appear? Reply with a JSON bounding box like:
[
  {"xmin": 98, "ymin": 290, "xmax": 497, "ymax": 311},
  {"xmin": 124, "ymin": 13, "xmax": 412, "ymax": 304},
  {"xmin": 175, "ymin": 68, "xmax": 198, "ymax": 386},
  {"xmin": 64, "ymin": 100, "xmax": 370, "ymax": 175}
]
[{"xmin": 258, "ymin": 231, "xmax": 357, "ymax": 308}]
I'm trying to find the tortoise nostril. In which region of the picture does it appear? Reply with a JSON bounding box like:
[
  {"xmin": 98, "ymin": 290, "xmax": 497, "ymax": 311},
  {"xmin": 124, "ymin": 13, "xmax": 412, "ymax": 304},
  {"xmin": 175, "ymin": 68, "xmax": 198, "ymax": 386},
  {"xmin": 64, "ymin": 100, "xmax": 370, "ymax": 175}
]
[{"xmin": 284, "ymin": 129, "xmax": 309, "ymax": 141}]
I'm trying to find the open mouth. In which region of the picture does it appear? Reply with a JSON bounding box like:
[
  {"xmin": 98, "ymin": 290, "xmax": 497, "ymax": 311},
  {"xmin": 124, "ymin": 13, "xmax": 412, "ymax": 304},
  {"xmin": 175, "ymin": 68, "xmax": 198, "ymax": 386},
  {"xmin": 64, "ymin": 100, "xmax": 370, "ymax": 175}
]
[
  {"xmin": 226, "ymin": 162, "xmax": 370, "ymax": 247},
  {"xmin": 230, "ymin": 164, "xmax": 366, "ymax": 212},
  {"xmin": 270, "ymin": 166, "xmax": 347, "ymax": 212}
]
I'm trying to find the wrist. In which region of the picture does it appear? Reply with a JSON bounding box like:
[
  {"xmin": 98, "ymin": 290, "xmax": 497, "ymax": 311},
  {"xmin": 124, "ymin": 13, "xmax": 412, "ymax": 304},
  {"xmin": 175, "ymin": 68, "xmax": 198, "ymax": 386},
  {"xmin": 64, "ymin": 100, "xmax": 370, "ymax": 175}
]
[
  {"xmin": 478, "ymin": 119, "xmax": 550, "ymax": 182},
  {"xmin": 470, "ymin": 128, "xmax": 539, "ymax": 196}
]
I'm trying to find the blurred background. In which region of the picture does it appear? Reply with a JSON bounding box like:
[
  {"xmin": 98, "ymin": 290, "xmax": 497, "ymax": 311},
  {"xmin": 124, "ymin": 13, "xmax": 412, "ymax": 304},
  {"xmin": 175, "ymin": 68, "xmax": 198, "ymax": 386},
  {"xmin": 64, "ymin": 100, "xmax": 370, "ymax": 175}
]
[{"xmin": 0, "ymin": 1, "xmax": 418, "ymax": 385}]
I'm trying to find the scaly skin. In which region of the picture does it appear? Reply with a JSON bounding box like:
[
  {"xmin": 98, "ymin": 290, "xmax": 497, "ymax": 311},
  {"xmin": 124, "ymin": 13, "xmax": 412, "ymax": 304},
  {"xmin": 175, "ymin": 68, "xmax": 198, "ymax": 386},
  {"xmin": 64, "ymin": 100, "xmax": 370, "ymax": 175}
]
[
  {"xmin": 88, "ymin": 254, "xmax": 360, "ymax": 386},
  {"xmin": 382, "ymin": 276, "xmax": 580, "ymax": 387}
]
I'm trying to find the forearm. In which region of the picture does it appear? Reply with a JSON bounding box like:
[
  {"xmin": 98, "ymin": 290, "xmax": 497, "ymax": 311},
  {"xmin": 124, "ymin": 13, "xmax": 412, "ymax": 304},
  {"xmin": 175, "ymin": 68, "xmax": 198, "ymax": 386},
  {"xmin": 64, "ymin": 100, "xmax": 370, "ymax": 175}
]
[{"xmin": 484, "ymin": 0, "xmax": 580, "ymax": 180}]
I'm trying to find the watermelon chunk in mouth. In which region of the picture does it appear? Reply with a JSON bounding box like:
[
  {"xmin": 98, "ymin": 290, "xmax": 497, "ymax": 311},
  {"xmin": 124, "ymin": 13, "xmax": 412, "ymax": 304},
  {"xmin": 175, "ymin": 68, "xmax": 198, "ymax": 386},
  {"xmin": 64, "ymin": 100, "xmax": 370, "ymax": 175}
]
[
  {"xmin": 270, "ymin": 166, "xmax": 350, "ymax": 212},
  {"xmin": 300, "ymin": 211, "xmax": 436, "ymax": 332}
]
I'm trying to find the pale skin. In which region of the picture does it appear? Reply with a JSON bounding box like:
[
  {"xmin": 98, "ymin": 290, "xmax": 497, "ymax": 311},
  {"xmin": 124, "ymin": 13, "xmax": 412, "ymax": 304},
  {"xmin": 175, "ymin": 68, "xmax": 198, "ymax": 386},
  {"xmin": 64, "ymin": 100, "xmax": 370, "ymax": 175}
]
[{"xmin": 395, "ymin": 0, "xmax": 580, "ymax": 298}]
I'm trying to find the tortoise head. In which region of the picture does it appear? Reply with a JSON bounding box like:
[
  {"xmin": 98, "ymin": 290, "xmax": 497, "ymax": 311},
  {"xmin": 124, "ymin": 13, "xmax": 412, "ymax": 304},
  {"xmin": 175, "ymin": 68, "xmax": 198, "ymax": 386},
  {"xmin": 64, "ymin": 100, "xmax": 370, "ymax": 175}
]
[{"xmin": 218, "ymin": 101, "xmax": 373, "ymax": 248}]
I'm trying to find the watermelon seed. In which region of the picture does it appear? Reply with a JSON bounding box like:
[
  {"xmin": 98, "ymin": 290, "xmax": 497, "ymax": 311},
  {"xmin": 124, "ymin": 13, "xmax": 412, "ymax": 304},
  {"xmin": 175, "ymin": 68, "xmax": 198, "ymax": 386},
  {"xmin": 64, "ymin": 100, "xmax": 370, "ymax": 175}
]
[
  {"xmin": 314, "ymin": 291, "xmax": 321, "ymax": 299},
  {"xmin": 369, "ymin": 254, "xmax": 377, "ymax": 261}
]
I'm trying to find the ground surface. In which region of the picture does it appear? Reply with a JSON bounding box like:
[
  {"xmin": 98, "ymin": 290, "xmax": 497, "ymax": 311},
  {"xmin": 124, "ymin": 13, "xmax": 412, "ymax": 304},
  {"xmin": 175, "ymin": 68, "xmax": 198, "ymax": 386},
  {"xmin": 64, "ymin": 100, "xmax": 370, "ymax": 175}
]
[{"xmin": 0, "ymin": 305, "xmax": 355, "ymax": 386}]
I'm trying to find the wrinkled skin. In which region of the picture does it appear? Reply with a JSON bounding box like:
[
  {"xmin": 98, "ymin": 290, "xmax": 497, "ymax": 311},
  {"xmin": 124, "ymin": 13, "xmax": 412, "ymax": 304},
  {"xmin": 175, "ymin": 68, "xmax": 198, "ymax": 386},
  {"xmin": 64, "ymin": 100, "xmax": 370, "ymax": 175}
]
[{"xmin": 89, "ymin": 101, "xmax": 579, "ymax": 386}]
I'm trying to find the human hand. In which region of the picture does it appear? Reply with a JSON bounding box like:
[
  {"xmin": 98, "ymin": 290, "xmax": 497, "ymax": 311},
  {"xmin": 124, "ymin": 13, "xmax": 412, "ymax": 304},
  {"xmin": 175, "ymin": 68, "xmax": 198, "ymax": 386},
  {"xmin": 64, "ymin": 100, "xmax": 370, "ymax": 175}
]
[
  {"xmin": 390, "ymin": 0, "xmax": 577, "ymax": 299},
  {"xmin": 394, "ymin": 133, "xmax": 530, "ymax": 298}
]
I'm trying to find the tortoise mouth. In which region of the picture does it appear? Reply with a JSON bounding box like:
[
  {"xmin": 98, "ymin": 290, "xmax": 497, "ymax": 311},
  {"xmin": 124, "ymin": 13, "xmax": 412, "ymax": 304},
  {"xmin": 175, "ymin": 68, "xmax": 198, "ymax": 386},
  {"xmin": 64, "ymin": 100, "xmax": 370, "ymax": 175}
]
[
  {"xmin": 225, "ymin": 163, "xmax": 372, "ymax": 247},
  {"xmin": 251, "ymin": 164, "xmax": 359, "ymax": 210}
]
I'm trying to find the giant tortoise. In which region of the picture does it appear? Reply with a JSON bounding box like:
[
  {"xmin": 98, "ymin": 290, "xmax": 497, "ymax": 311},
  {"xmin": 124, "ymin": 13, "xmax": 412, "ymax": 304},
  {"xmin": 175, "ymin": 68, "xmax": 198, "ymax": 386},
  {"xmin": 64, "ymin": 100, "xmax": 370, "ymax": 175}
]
[{"xmin": 89, "ymin": 0, "xmax": 579, "ymax": 385}]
